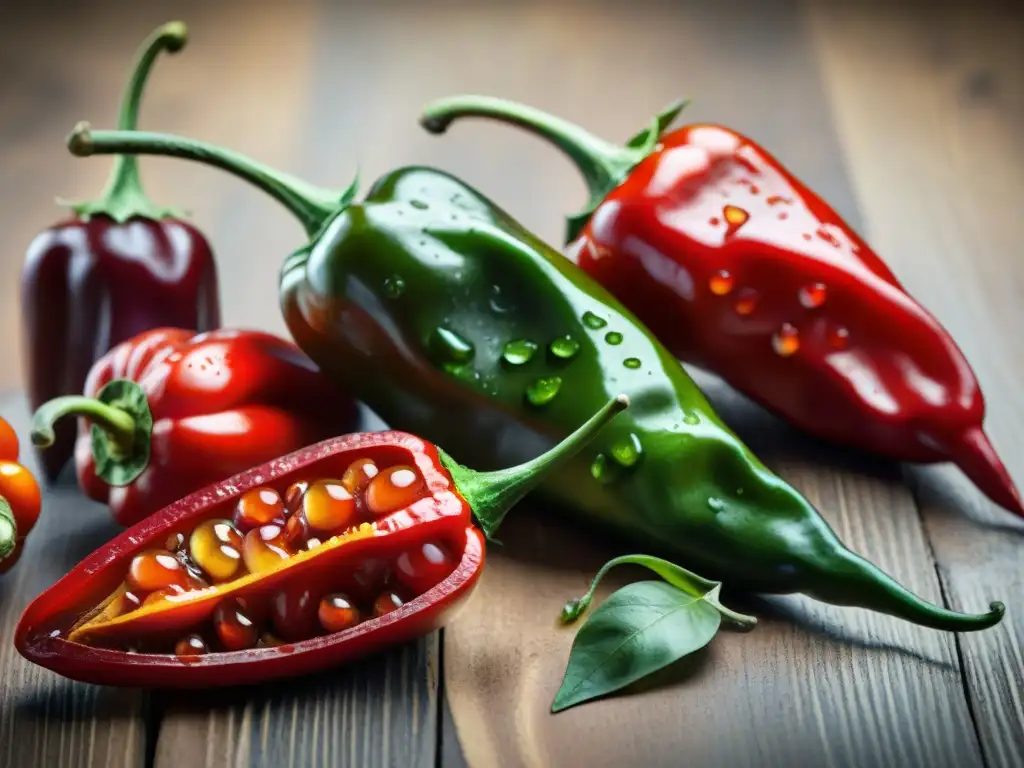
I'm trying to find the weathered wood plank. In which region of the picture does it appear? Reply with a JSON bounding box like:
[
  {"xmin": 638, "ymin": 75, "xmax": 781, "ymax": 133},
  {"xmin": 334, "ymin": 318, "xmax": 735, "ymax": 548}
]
[{"xmin": 808, "ymin": 1, "xmax": 1024, "ymax": 765}]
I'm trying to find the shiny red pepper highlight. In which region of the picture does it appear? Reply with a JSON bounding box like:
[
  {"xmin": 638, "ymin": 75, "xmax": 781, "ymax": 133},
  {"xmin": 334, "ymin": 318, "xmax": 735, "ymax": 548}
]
[
  {"xmin": 30, "ymin": 327, "xmax": 358, "ymax": 526},
  {"xmin": 420, "ymin": 96, "xmax": 1023, "ymax": 518},
  {"xmin": 16, "ymin": 397, "xmax": 627, "ymax": 688}
]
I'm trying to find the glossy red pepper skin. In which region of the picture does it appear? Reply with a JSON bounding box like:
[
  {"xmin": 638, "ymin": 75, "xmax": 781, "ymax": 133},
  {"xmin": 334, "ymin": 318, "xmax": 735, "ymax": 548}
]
[
  {"xmin": 420, "ymin": 98, "xmax": 1023, "ymax": 517},
  {"xmin": 20, "ymin": 21, "xmax": 221, "ymax": 484},
  {"xmin": 54, "ymin": 327, "xmax": 356, "ymax": 526},
  {"xmin": 14, "ymin": 431, "xmax": 484, "ymax": 688}
]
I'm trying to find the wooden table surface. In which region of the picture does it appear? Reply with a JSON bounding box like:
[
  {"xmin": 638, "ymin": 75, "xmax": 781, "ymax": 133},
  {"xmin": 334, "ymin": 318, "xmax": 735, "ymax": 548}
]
[{"xmin": 1, "ymin": 0, "xmax": 1022, "ymax": 766}]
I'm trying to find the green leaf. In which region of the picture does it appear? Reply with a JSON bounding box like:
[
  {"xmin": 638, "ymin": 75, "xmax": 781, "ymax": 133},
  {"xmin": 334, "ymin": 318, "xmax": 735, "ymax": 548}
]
[
  {"xmin": 559, "ymin": 553, "xmax": 757, "ymax": 629},
  {"xmin": 551, "ymin": 580, "xmax": 723, "ymax": 712}
]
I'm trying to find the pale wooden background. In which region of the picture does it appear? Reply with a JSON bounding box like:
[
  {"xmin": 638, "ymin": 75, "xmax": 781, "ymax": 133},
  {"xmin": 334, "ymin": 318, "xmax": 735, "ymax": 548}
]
[{"xmin": 0, "ymin": 0, "xmax": 1022, "ymax": 766}]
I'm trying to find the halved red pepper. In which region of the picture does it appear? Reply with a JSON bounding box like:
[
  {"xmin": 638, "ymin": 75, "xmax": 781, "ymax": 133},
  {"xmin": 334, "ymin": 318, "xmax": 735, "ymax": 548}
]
[
  {"xmin": 15, "ymin": 396, "xmax": 626, "ymax": 687},
  {"xmin": 28, "ymin": 327, "xmax": 358, "ymax": 527}
]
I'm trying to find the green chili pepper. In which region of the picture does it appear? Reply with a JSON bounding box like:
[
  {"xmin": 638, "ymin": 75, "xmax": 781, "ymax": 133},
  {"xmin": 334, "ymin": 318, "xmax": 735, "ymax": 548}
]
[{"xmin": 67, "ymin": 122, "xmax": 1005, "ymax": 633}]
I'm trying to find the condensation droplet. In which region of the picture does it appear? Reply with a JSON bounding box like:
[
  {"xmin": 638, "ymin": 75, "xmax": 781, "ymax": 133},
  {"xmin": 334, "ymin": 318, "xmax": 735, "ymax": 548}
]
[
  {"xmin": 502, "ymin": 339, "xmax": 538, "ymax": 366},
  {"xmin": 526, "ymin": 376, "xmax": 562, "ymax": 406},
  {"xmin": 549, "ymin": 335, "xmax": 580, "ymax": 360},
  {"xmin": 683, "ymin": 412, "xmax": 700, "ymax": 426},
  {"xmin": 723, "ymin": 205, "xmax": 749, "ymax": 237},
  {"xmin": 734, "ymin": 288, "xmax": 758, "ymax": 316},
  {"xmin": 610, "ymin": 433, "xmax": 644, "ymax": 468},
  {"xmin": 773, "ymin": 323, "xmax": 800, "ymax": 357},
  {"xmin": 799, "ymin": 283, "xmax": 827, "ymax": 309},
  {"xmin": 410, "ymin": 200, "xmax": 429, "ymax": 210},
  {"xmin": 431, "ymin": 327, "xmax": 474, "ymax": 364},
  {"xmin": 828, "ymin": 325, "xmax": 850, "ymax": 350},
  {"xmin": 623, "ymin": 357, "xmax": 642, "ymax": 369},
  {"xmin": 709, "ymin": 270, "xmax": 734, "ymax": 296},
  {"xmin": 604, "ymin": 331, "xmax": 623, "ymax": 346},
  {"xmin": 582, "ymin": 311, "xmax": 608, "ymax": 330},
  {"xmin": 384, "ymin": 275, "xmax": 405, "ymax": 299}
]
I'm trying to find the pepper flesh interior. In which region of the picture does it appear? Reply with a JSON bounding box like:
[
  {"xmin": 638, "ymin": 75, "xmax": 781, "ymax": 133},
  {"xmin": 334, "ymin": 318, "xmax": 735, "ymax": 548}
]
[{"xmin": 68, "ymin": 455, "xmax": 460, "ymax": 656}]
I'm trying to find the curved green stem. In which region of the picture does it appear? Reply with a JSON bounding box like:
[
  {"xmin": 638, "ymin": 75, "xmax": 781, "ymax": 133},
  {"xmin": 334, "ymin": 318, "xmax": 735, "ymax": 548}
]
[
  {"xmin": 68, "ymin": 123, "xmax": 346, "ymax": 238},
  {"xmin": 419, "ymin": 95, "xmax": 688, "ymax": 241},
  {"xmin": 65, "ymin": 21, "xmax": 189, "ymax": 222},
  {"xmin": 32, "ymin": 396, "xmax": 136, "ymax": 453},
  {"xmin": 560, "ymin": 554, "xmax": 758, "ymax": 629},
  {"xmin": 441, "ymin": 395, "xmax": 629, "ymax": 539}
]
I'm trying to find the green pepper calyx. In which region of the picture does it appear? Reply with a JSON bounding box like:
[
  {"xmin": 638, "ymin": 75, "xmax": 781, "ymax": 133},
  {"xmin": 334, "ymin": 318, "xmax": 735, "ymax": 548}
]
[
  {"xmin": 31, "ymin": 379, "xmax": 154, "ymax": 486},
  {"xmin": 61, "ymin": 21, "xmax": 190, "ymax": 224},
  {"xmin": 0, "ymin": 498, "xmax": 16, "ymax": 560},
  {"xmin": 440, "ymin": 394, "xmax": 629, "ymax": 540},
  {"xmin": 419, "ymin": 95, "xmax": 688, "ymax": 243}
]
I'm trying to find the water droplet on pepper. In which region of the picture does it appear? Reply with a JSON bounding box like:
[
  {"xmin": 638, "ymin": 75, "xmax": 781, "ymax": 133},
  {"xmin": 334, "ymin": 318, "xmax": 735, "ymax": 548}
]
[
  {"xmin": 734, "ymin": 288, "xmax": 758, "ymax": 316},
  {"xmin": 410, "ymin": 200, "xmax": 429, "ymax": 210},
  {"xmin": 723, "ymin": 205, "xmax": 749, "ymax": 237},
  {"xmin": 623, "ymin": 358, "xmax": 642, "ymax": 369},
  {"xmin": 384, "ymin": 275, "xmax": 405, "ymax": 299},
  {"xmin": 526, "ymin": 376, "xmax": 562, "ymax": 406},
  {"xmin": 709, "ymin": 270, "xmax": 734, "ymax": 296},
  {"xmin": 773, "ymin": 323, "xmax": 800, "ymax": 357},
  {"xmin": 829, "ymin": 325, "xmax": 850, "ymax": 349},
  {"xmin": 590, "ymin": 454, "xmax": 612, "ymax": 483},
  {"xmin": 502, "ymin": 339, "xmax": 538, "ymax": 366},
  {"xmin": 799, "ymin": 283, "xmax": 827, "ymax": 308},
  {"xmin": 683, "ymin": 412, "xmax": 700, "ymax": 426},
  {"xmin": 582, "ymin": 311, "xmax": 607, "ymax": 330},
  {"xmin": 431, "ymin": 327, "xmax": 474, "ymax": 365},
  {"xmin": 549, "ymin": 335, "xmax": 580, "ymax": 360},
  {"xmin": 604, "ymin": 331, "xmax": 623, "ymax": 346},
  {"xmin": 610, "ymin": 433, "xmax": 644, "ymax": 468}
]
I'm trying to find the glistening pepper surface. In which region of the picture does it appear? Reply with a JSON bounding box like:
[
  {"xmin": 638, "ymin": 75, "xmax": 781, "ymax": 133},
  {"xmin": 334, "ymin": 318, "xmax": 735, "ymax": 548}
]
[
  {"xmin": 418, "ymin": 95, "xmax": 1023, "ymax": 519},
  {"xmin": 21, "ymin": 21, "xmax": 220, "ymax": 484},
  {"xmin": 15, "ymin": 397, "xmax": 627, "ymax": 687},
  {"xmin": 66, "ymin": 123, "xmax": 1005, "ymax": 632},
  {"xmin": 30, "ymin": 327, "xmax": 357, "ymax": 526}
]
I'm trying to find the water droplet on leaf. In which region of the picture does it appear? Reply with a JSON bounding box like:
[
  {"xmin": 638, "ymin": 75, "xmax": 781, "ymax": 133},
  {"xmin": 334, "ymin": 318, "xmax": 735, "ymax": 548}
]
[
  {"xmin": 623, "ymin": 358, "xmax": 641, "ymax": 369},
  {"xmin": 526, "ymin": 376, "xmax": 562, "ymax": 406},
  {"xmin": 604, "ymin": 331, "xmax": 623, "ymax": 346},
  {"xmin": 582, "ymin": 311, "xmax": 607, "ymax": 330},
  {"xmin": 502, "ymin": 339, "xmax": 537, "ymax": 366}
]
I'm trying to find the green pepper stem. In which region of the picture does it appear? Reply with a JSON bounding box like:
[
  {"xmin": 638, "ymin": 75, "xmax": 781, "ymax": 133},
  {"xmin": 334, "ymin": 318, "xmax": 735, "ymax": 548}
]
[
  {"xmin": 67, "ymin": 123, "xmax": 343, "ymax": 238},
  {"xmin": 31, "ymin": 396, "xmax": 136, "ymax": 454},
  {"xmin": 65, "ymin": 22, "xmax": 189, "ymax": 222},
  {"xmin": 441, "ymin": 395, "xmax": 630, "ymax": 539},
  {"xmin": 420, "ymin": 95, "xmax": 685, "ymax": 241}
]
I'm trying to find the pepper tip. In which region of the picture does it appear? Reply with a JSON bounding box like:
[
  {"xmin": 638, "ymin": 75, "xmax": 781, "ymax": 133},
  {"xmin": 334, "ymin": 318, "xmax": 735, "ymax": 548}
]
[
  {"xmin": 419, "ymin": 111, "xmax": 452, "ymax": 135},
  {"xmin": 67, "ymin": 122, "xmax": 94, "ymax": 156},
  {"xmin": 30, "ymin": 427, "xmax": 54, "ymax": 449}
]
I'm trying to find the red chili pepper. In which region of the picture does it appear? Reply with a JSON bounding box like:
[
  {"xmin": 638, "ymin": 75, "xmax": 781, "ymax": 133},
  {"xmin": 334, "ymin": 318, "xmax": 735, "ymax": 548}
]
[
  {"xmin": 421, "ymin": 96, "xmax": 1023, "ymax": 518},
  {"xmin": 20, "ymin": 21, "xmax": 220, "ymax": 484},
  {"xmin": 15, "ymin": 396, "xmax": 626, "ymax": 687},
  {"xmin": 27, "ymin": 327, "xmax": 358, "ymax": 529}
]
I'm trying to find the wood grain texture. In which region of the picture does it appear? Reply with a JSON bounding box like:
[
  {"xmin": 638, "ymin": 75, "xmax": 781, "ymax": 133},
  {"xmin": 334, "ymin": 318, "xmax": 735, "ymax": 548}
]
[
  {"xmin": 0, "ymin": 393, "xmax": 147, "ymax": 768},
  {"xmin": 808, "ymin": 2, "xmax": 1024, "ymax": 765}
]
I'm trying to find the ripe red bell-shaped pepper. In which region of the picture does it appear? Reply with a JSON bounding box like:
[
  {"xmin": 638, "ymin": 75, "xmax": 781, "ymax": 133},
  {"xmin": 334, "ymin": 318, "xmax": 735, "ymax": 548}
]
[
  {"xmin": 21, "ymin": 20, "xmax": 221, "ymax": 485},
  {"xmin": 15, "ymin": 396, "xmax": 626, "ymax": 688},
  {"xmin": 29, "ymin": 327, "xmax": 357, "ymax": 528},
  {"xmin": 420, "ymin": 96, "xmax": 1024, "ymax": 518}
]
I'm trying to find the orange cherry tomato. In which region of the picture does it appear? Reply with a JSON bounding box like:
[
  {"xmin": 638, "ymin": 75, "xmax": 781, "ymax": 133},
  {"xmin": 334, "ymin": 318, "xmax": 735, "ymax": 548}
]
[
  {"xmin": 0, "ymin": 460, "xmax": 42, "ymax": 539},
  {"xmin": 0, "ymin": 417, "xmax": 18, "ymax": 462}
]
